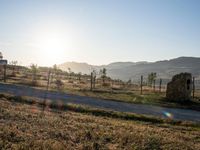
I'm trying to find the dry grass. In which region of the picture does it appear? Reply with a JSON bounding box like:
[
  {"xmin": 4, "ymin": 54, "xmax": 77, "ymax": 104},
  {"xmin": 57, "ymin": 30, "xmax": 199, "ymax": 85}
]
[
  {"xmin": 0, "ymin": 98, "xmax": 200, "ymax": 150},
  {"xmin": 3, "ymin": 72, "xmax": 200, "ymax": 111},
  {"xmin": 3, "ymin": 78, "xmax": 200, "ymax": 112}
]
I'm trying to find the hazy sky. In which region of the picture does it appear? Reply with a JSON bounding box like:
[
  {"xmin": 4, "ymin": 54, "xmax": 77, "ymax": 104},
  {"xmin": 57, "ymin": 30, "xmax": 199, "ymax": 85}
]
[{"xmin": 0, "ymin": 0, "xmax": 200, "ymax": 66}]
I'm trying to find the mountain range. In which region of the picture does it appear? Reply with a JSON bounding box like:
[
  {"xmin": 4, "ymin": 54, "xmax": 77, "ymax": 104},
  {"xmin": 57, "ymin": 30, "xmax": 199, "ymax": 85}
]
[{"xmin": 58, "ymin": 57, "xmax": 200, "ymax": 81}]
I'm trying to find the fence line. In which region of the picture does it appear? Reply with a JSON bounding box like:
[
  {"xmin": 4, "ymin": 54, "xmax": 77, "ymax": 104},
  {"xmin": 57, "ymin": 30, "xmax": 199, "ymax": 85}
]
[{"xmin": 1, "ymin": 65, "xmax": 200, "ymax": 97}]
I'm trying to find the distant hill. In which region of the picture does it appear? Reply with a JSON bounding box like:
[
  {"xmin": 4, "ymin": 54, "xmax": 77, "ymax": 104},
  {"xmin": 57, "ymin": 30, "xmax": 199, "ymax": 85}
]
[
  {"xmin": 59, "ymin": 62, "xmax": 94, "ymax": 74},
  {"xmin": 58, "ymin": 57, "xmax": 200, "ymax": 81}
]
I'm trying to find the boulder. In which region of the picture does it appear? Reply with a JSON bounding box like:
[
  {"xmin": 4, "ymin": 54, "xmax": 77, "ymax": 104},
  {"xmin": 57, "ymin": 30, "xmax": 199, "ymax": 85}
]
[{"xmin": 166, "ymin": 73, "xmax": 192, "ymax": 101}]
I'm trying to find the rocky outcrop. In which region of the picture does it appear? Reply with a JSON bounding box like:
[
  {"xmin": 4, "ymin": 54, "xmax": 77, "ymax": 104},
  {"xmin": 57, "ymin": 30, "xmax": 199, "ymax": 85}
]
[{"xmin": 166, "ymin": 73, "xmax": 192, "ymax": 101}]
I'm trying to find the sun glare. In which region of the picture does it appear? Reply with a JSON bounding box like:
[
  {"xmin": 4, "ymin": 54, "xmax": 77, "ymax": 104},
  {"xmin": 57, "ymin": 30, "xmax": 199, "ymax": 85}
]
[{"xmin": 34, "ymin": 28, "xmax": 69, "ymax": 66}]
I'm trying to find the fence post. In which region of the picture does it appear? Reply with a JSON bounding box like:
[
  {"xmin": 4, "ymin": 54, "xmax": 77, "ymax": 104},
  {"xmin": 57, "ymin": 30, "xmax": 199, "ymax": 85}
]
[
  {"xmin": 159, "ymin": 79, "xmax": 162, "ymax": 93},
  {"xmin": 47, "ymin": 69, "xmax": 51, "ymax": 91},
  {"xmin": 140, "ymin": 75, "xmax": 143, "ymax": 95},
  {"xmin": 93, "ymin": 75, "xmax": 96, "ymax": 89},
  {"xmin": 111, "ymin": 80, "xmax": 113, "ymax": 93},
  {"xmin": 43, "ymin": 69, "xmax": 51, "ymax": 111},
  {"xmin": 153, "ymin": 79, "xmax": 156, "ymax": 92},
  {"xmin": 193, "ymin": 77, "xmax": 195, "ymax": 99},
  {"xmin": 90, "ymin": 72, "xmax": 93, "ymax": 91},
  {"xmin": 3, "ymin": 65, "xmax": 7, "ymax": 82}
]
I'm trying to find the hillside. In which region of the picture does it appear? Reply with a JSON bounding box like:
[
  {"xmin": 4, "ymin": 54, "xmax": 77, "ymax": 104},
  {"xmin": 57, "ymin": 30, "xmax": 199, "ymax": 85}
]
[{"xmin": 59, "ymin": 57, "xmax": 200, "ymax": 81}]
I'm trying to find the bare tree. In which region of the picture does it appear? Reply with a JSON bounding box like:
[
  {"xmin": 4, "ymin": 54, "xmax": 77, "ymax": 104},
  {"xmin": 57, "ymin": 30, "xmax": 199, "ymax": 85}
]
[
  {"xmin": 55, "ymin": 79, "xmax": 64, "ymax": 91},
  {"xmin": 92, "ymin": 70, "xmax": 97, "ymax": 89},
  {"xmin": 100, "ymin": 68, "xmax": 107, "ymax": 85},
  {"xmin": 68, "ymin": 67, "xmax": 71, "ymax": 79},
  {"xmin": 78, "ymin": 72, "xmax": 82, "ymax": 82},
  {"xmin": 10, "ymin": 60, "xmax": 18, "ymax": 76},
  {"xmin": 50, "ymin": 64, "xmax": 58, "ymax": 83},
  {"xmin": 0, "ymin": 52, "xmax": 3, "ymax": 60},
  {"xmin": 148, "ymin": 72, "xmax": 157, "ymax": 87},
  {"xmin": 30, "ymin": 64, "xmax": 38, "ymax": 85},
  {"xmin": 53, "ymin": 64, "xmax": 58, "ymax": 77},
  {"xmin": 90, "ymin": 72, "xmax": 93, "ymax": 91}
]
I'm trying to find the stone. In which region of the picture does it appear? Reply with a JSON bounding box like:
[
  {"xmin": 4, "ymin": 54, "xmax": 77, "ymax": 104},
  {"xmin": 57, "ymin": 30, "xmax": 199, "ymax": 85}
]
[{"xmin": 166, "ymin": 73, "xmax": 192, "ymax": 101}]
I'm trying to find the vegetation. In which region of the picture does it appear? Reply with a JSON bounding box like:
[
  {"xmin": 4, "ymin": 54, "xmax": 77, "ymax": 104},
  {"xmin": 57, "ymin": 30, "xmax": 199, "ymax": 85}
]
[
  {"xmin": 9, "ymin": 61, "xmax": 18, "ymax": 76},
  {"xmin": 30, "ymin": 64, "xmax": 38, "ymax": 85},
  {"xmin": 0, "ymin": 95, "xmax": 200, "ymax": 149},
  {"xmin": 1, "ymin": 64, "xmax": 200, "ymax": 111},
  {"xmin": 100, "ymin": 68, "xmax": 107, "ymax": 85},
  {"xmin": 55, "ymin": 79, "xmax": 64, "ymax": 91},
  {"xmin": 92, "ymin": 70, "xmax": 97, "ymax": 89},
  {"xmin": 0, "ymin": 52, "xmax": 3, "ymax": 59},
  {"xmin": 148, "ymin": 72, "xmax": 157, "ymax": 87}
]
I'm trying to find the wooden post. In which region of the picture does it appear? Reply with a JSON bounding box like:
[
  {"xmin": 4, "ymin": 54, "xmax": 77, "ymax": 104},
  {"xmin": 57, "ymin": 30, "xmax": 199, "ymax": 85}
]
[
  {"xmin": 159, "ymin": 79, "xmax": 162, "ymax": 93},
  {"xmin": 153, "ymin": 79, "xmax": 156, "ymax": 92},
  {"xmin": 43, "ymin": 69, "xmax": 51, "ymax": 111},
  {"xmin": 90, "ymin": 72, "xmax": 93, "ymax": 91},
  {"xmin": 93, "ymin": 75, "xmax": 96, "ymax": 89},
  {"xmin": 193, "ymin": 77, "xmax": 195, "ymax": 99},
  {"xmin": 47, "ymin": 70, "xmax": 51, "ymax": 91},
  {"xmin": 3, "ymin": 65, "xmax": 6, "ymax": 82},
  {"xmin": 111, "ymin": 80, "xmax": 113, "ymax": 93},
  {"xmin": 140, "ymin": 75, "xmax": 143, "ymax": 95}
]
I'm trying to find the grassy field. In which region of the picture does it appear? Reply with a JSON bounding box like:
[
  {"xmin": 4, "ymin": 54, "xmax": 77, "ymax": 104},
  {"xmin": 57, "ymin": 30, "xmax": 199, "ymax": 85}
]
[
  {"xmin": 1, "ymin": 68, "xmax": 200, "ymax": 111},
  {"xmin": 2, "ymin": 80, "xmax": 200, "ymax": 111},
  {"xmin": 63, "ymin": 89, "xmax": 200, "ymax": 111},
  {"xmin": 0, "ymin": 96, "xmax": 200, "ymax": 149}
]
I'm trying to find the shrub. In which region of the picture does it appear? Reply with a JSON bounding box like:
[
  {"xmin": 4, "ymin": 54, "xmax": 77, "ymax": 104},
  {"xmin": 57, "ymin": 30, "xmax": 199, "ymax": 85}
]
[
  {"xmin": 55, "ymin": 79, "xmax": 64, "ymax": 91},
  {"xmin": 102, "ymin": 82, "xmax": 110, "ymax": 87}
]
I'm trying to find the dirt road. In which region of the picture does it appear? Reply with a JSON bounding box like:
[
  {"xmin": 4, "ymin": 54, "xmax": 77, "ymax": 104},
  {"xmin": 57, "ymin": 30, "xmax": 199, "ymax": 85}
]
[{"xmin": 0, "ymin": 83, "xmax": 200, "ymax": 122}]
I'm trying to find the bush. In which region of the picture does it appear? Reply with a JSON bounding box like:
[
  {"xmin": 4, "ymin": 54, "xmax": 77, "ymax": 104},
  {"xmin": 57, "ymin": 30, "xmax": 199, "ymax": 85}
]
[
  {"xmin": 102, "ymin": 82, "xmax": 110, "ymax": 87},
  {"xmin": 55, "ymin": 79, "xmax": 64, "ymax": 91},
  {"xmin": 68, "ymin": 80, "xmax": 74, "ymax": 83},
  {"xmin": 31, "ymin": 80, "xmax": 39, "ymax": 86}
]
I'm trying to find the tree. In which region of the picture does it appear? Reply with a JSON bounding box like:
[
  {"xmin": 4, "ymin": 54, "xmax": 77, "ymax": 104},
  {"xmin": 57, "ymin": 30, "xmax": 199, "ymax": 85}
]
[
  {"xmin": 148, "ymin": 72, "xmax": 157, "ymax": 87},
  {"xmin": 55, "ymin": 79, "xmax": 64, "ymax": 91},
  {"xmin": 100, "ymin": 68, "xmax": 107, "ymax": 85},
  {"xmin": 30, "ymin": 64, "xmax": 38, "ymax": 85},
  {"xmin": 51, "ymin": 64, "xmax": 59, "ymax": 83},
  {"xmin": 53, "ymin": 64, "xmax": 58, "ymax": 77},
  {"xmin": 90, "ymin": 72, "xmax": 93, "ymax": 91},
  {"xmin": 0, "ymin": 52, "xmax": 3, "ymax": 60},
  {"xmin": 10, "ymin": 61, "xmax": 18, "ymax": 76},
  {"xmin": 127, "ymin": 79, "xmax": 132, "ymax": 84},
  {"xmin": 52, "ymin": 64, "xmax": 64, "ymax": 90},
  {"xmin": 68, "ymin": 67, "xmax": 72, "ymax": 79},
  {"xmin": 77, "ymin": 72, "xmax": 82, "ymax": 81},
  {"xmin": 92, "ymin": 70, "xmax": 97, "ymax": 89},
  {"xmin": 53, "ymin": 64, "xmax": 57, "ymax": 71}
]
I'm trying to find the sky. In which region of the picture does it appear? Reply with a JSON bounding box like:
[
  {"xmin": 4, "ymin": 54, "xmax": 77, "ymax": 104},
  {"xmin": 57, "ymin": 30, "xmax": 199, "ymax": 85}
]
[{"xmin": 0, "ymin": 0, "xmax": 200, "ymax": 66}]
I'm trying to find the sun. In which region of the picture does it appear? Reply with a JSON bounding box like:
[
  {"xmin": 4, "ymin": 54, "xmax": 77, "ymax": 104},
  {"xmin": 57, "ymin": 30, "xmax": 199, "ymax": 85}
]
[{"xmin": 35, "ymin": 29, "xmax": 68, "ymax": 66}]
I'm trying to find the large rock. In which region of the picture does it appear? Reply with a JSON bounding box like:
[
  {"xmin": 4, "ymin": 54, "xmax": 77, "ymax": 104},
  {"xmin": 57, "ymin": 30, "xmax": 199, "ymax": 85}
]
[{"xmin": 166, "ymin": 73, "xmax": 192, "ymax": 101}]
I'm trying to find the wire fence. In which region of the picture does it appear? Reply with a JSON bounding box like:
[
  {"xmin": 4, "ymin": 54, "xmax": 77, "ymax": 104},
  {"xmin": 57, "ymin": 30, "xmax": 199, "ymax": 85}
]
[{"xmin": 0, "ymin": 65, "xmax": 200, "ymax": 97}]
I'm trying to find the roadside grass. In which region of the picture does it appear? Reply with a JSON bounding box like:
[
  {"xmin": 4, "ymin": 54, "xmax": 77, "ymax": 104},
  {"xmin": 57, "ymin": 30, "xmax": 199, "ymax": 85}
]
[
  {"xmin": 0, "ymin": 93, "xmax": 199, "ymax": 129},
  {"xmin": 1, "ymin": 80, "xmax": 200, "ymax": 111},
  {"xmin": 0, "ymin": 94, "xmax": 200, "ymax": 149},
  {"xmin": 41, "ymin": 86, "xmax": 200, "ymax": 111}
]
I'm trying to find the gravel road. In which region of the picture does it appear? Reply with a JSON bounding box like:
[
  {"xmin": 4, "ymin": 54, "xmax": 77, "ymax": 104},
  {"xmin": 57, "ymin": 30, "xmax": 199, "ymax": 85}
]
[{"xmin": 0, "ymin": 83, "xmax": 200, "ymax": 122}]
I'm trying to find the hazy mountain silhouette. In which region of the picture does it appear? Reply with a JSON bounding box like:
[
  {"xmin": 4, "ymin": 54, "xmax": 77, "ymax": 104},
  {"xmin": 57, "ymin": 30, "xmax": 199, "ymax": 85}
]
[{"xmin": 59, "ymin": 57, "xmax": 200, "ymax": 80}]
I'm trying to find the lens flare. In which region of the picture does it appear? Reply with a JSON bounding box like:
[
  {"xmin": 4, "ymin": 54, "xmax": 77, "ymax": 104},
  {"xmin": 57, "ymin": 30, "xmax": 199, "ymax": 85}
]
[{"xmin": 163, "ymin": 111, "xmax": 173, "ymax": 119}]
